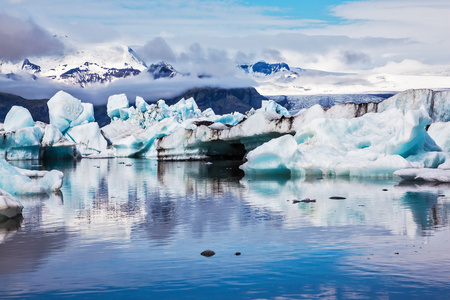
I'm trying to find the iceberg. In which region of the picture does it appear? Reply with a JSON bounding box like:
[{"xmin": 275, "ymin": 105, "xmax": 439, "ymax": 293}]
[
  {"xmin": 3, "ymin": 106, "xmax": 35, "ymax": 131},
  {"xmin": 428, "ymin": 122, "xmax": 450, "ymax": 152},
  {"xmin": 395, "ymin": 168, "xmax": 450, "ymax": 182},
  {"xmin": 0, "ymin": 189, "xmax": 23, "ymax": 218},
  {"xmin": 65, "ymin": 122, "xmax": 109, "ymax": 157},
  {"xmin": 107, "ymin": 93, "xmax": 129, "ymax": 119},
  {"xmin": 70, "ymin": 102, "xmax": 95, "ymax": 128},
  {"xmin": 1, "ymin": 126, "xmax": 44, "ymax": 160},
  {"xmin": 258, "ymin": 100, "xmax": 290, "ymax": 116},
  {"xmin": 241, "ymin": 108, "xmax": 444, "ymax": 177},
  {"xmin": 377, "ymin": 89, "xmax": 450, "ymax": 122},
  {"xmin": 47, "ymin": 91, "xmax": 84, "ymax": 133},
  {"xmin": 0, "ymin": 159, "xmax": 63, "ymax": 194},
  {"xmin": 135, "ymin": 96, "xmax": 149, "ymax": 113}
]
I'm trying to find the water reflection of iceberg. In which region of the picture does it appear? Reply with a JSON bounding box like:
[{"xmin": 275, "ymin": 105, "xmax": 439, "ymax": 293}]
[
  {"xmin": 0, "ymin": 214, "xmax": 23, "ymax": 244},
  {"xmin": 32, "ymin": 159, "xmax": 450, "ymax": 244},
  {"xmin": 242, "ymin": 176, "xmax": 450, "ymax": 238},
  {"xmin": 0, "ymin": 193, "xmax": 67, "ymax": 276}
]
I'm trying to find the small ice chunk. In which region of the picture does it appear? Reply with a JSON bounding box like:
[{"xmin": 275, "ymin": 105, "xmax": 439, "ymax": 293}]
[
  {"xmin": 4, "ymin": 106, "xmax": 35, "ymax": 131},
  {"xmin": 0, "ymin": 189, "xmax": 23, "ymax": 218}
]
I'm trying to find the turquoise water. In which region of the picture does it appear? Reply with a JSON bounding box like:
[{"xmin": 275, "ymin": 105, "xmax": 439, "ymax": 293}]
[{"xmin": 1, "ymin": 159, "xmax": 450, "ymax": 299}]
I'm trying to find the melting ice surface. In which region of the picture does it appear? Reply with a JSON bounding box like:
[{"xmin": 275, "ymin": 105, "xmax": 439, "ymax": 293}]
[{"xmin": 1, "ymin": 159, "xmax": 450, "ymax": 299}]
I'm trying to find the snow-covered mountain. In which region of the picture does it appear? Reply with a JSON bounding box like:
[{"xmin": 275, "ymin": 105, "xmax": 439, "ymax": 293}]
[
  {"xmin": 0, "ymin": 42, "xmax": 154, "ymax": 87},
  {"xmin": 147, "ymin": 61, "xmax": 178, "ymax": 79}
]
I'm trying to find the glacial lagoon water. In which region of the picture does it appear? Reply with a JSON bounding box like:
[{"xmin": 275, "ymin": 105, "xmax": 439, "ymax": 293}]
[{"xmin": 1, "ymin": 158, "xmax": 450, "ymax": 299}]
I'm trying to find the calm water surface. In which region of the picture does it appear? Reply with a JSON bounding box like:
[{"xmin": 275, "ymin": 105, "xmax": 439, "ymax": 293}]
[{"xmin": 1, "ymin": 159, "xmax": 450, "ymax": 299}]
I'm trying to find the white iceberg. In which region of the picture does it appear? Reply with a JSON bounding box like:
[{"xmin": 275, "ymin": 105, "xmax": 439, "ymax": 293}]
[
  {"xmin": 378, "ymin": 89, "xmax": 450, "ymax": 122},
  {"xmin": 428, "ymin": 122, "xmax": 450, "ymax": 152},
  {"xmin": 0, "ymin": 159, "xmax": 63, "ymax": 194},
  {"xmin": 258, "ymin": 100, "xmax": 290, "ymax": 116},
  {"xmin": 0, "ymin": 189, "xmax": 23, "ymax": 218},
  {"xmin": 70, "ymin": 102, "xmax": 95, "ymax": 128},
  {"xmin": 65, "ymin": 122, "xmax": 109, "ymax": 157},
  {"xmin": 107, "ymin": 93, "xmax": 129, "ymax": 119},
  {"xmin": 3, "ymin": 106, "xmax": 35, "ymax": 131},
  {"xmin": 241, "ymin": 108, "xmax": 444, "ymax": 177},
  {"xmin": 47, "ymin": 91, "xmax": 84, "ymax": 133},
  {"xmin": 135, "ymin": 96, "xmax": 149, "ymax": 113},
  {"xmin": 394, "ymin": 168, "xmax": 450, "ymax": 182}
]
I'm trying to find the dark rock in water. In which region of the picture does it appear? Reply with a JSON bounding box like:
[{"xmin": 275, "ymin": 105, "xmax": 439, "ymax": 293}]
[
  {"xmin": 235, "ymin": 252, "xmax": 241, "ymax": 256},
  {"xmin": 329, "ymin": 196, "xmax": 346, "ymax": 200},
  {"xmin": 300, "ymin": 198, "xmax": 316, "ymax": 203},
  {"xmin": 201, "ymin": 249, "xmax": 215, "ymax": 257}
]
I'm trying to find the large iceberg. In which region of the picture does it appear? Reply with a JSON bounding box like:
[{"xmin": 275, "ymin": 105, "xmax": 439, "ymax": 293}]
[
  {"xmin": 47, "ymin": 91, "xmax": 84, "ymax": 133},
  {"xmin": 241, "ymin": 108, "xmax": 445, "ymax": 177},
  {"xmin": 377, "ymin": 89, "xmax": 450, "ymax": 122}
]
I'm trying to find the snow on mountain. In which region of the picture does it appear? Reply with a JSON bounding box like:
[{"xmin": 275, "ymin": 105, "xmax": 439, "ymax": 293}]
[
  {"xmin": 147, "ymin": 61, "xmax": 178, "ymax": 79},
  {"xmin": 0, "ymin": 41, "xmax": 149, "ymax": 87}
]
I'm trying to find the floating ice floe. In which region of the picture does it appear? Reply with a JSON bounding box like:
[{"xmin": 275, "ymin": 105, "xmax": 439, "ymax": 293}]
[
  {"xmin": 0, "ymin": 159, "xmax": 63, "ymax": 194},
  {"xmin": 241, "ymin": 108, "xmax": 445, "ymax": 177},
  {"xmin": 394, "ymin": 168, "xmax": 450, "ymax": 182},
  {"xmin": 0, "ymin": 189, "xmax": 23, "ymax": 218}
]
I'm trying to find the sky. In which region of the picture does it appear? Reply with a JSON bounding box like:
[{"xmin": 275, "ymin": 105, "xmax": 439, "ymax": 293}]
[{"xmin": 1, "ymin": 0, "xmax": 450, "ymax": 100}]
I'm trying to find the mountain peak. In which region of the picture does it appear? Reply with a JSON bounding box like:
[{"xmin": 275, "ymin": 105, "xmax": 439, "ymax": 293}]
[
  {"xmin": 147, "ymin": 61, "xmax": 178, "ymax": 79},
  {"xmin": 239, "ymin": 61, "xmax": 291, "ymax": 75}
]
